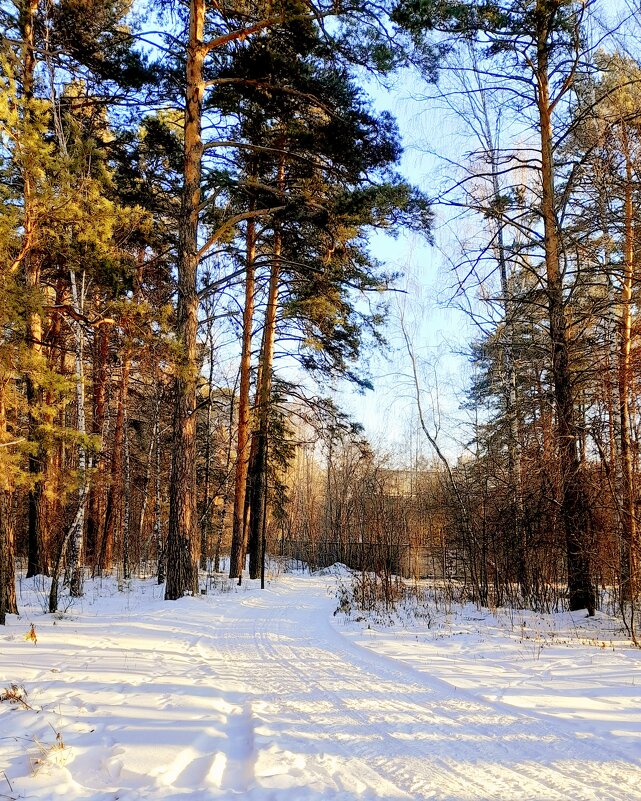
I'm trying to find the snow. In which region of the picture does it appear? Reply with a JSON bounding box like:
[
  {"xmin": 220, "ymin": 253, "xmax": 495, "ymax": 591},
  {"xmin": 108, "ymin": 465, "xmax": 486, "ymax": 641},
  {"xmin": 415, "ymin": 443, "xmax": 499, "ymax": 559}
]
[{"xmin": 1, "ymin": 571, "xmax": 641, "ymax": 800}]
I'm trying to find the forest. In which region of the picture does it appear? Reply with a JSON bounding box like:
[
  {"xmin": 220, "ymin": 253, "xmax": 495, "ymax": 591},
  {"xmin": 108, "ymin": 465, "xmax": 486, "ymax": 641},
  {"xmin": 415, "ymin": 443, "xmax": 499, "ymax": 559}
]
[{"xmin": 2, "ymin": 0, "xmax": 641, "ymax": 643}]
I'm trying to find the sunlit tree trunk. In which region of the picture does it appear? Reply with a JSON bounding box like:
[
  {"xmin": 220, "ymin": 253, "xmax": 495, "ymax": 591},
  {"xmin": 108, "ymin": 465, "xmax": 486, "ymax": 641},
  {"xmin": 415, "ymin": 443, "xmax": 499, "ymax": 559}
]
[
  {"xmin": 229, "ymin": 207, "xmax": 257, "ymax": 579},
  {"xmin": 0, "ymin": 380, "xmax": 17, "ymax": 621},
  {"xmin": 87, "ymin": 320, "xmax": 109, "ymax": 568},
  {"xmin": 248, "ymin": 222, "xmax": 282, "ymax": 579},
  {"xmin": 22, "ymin": 0, "xmax": 48, "ymax": 578},
  {"xmin": 165, "ymin": 0, "xmax": 205, "ymax": 599},
  {"xmin": 618, "ymin": 123, "xmax": 637, "ymax": 604},
  {"xmin": 122, "ymin": 379, "xmax": 131, "ymax": 581},
  {"xmin": 155, "ymin": 395, "xmax": 165, "ymax": 584}
]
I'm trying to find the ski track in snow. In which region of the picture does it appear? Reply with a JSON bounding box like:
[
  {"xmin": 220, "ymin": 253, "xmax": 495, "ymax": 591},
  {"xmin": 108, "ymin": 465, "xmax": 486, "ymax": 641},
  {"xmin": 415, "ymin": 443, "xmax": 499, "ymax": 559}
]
[{"xmin": 1, "ymin": 574, "xmax": 641, "ymax": 800}]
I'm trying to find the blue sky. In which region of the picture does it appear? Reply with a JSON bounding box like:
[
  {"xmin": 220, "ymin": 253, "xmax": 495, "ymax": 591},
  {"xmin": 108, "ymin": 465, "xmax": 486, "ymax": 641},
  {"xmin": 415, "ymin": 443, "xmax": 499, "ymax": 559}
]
[{"xmin": 337, "ymin": 70, "xmax": 475, "ymax": 463}]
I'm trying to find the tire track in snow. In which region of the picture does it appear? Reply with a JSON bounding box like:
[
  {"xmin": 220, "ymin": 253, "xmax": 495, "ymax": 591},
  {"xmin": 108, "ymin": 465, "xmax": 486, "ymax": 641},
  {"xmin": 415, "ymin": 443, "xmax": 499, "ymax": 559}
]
[
  {"xmin": 211, "ymin": 597, "xmax": 546, "ymax": 799},
  {"xmin": 200, "ymin": 597, "xmax": 409, "ymax": 797},
  {"xmin": 252, "ymin": 618, "xmax": 571, "ymax": 801},
  {"xmin": 321, "ymin": 605, "xmax": 641, "ymax": 799},
  {"xmin": 201, "ymin": 578, "xmax": 641, "ymax": 801}
]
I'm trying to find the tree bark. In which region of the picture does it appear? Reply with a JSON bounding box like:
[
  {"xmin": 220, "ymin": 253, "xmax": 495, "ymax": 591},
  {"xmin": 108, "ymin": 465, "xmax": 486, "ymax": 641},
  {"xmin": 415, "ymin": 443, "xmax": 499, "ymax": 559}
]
[
  {"xmin": 248, "ymin": 224, "xmax": 282, "ymax": 579},
  {"xmin": 99, "ymin": 352, "xmax": 129, "ymax": 572},
  {"xmin": 155, "ymin": 394, "xmax": 165, "ymax": 584},
  {"xmin": 87, "ymin": 314, "xmax": 109, "ymax": 567},
  {"xmin": 67, "ymin": 270, "xmax": 88, "ymax": 597},
  {"xmin": 618, "ymin": 123, "xmax": 637, "ymax": 604},
  {"xmin": 165, "ymin": 0, "xmax": 205, "ymax": 599},
  {"xmin": 214, "ymin": 381, "xmax": 237, "ymax": 573},
  {"xmin": 139, "ymin": 389, "xmax": 159, "ymax": 567},
  {"xmin": 229, "ymin": 206, "xmax": 257, "ymax": 579},
  {"xmin": 0, "ymin": 382, "xmax": 17, "ymax": 621},
  {"xmin": 536, "ymin": 1, "xmax": 595, "ymax": 614},
  {"xmin": 122, "ymin": 376, "xmax": 131, "ymax": 581},
  {"xmin": 199, "ymin": 321, "xmax": 217, "ymax": 572},
  {"xmin": 246, "ymin": 148, "xmax": 285, "ymax": 579},
  {"xmin": 22, "ymin": 0, "xmax": 47, "ymax": 578}
]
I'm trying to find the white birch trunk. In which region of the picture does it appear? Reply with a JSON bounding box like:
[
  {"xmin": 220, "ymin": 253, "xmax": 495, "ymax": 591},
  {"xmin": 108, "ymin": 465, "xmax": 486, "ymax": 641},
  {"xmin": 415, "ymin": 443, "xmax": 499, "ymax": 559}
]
[{"xmin": 68, "ymin": 270, "xmax": 88, "ymax": 597}]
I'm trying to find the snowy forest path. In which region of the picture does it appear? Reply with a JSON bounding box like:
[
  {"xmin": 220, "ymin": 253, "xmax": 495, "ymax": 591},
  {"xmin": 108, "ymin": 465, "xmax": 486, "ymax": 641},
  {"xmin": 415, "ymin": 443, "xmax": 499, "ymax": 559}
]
[
  {"xmin": 205, "ymin": 575, "xmax": 641, "ymax": 801},
  {"xmin": 2, "ymin": 574, "xmax": 641, "ymax": 801}
]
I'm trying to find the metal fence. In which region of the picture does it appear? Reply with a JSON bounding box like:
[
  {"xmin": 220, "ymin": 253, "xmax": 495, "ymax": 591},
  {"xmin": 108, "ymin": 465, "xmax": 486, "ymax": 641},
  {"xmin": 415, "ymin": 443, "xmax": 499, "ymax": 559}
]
[{"xmin": 278, "ymin": 539, "xmax": 465, "ymax": 580}]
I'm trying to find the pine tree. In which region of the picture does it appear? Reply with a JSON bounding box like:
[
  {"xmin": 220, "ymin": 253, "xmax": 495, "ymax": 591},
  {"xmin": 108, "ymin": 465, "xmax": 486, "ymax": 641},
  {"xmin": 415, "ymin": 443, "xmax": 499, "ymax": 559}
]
[{"xmin": 204, "ymin": 7, "xmax": 430, "ymax": 579}]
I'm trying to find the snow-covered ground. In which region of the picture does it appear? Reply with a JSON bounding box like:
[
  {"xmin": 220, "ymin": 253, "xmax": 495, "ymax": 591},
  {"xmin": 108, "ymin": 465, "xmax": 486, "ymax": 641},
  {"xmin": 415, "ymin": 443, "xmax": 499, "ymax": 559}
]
[{"xmin": 1, "ymin": 569, "xmax": 641, "ymax": 801}]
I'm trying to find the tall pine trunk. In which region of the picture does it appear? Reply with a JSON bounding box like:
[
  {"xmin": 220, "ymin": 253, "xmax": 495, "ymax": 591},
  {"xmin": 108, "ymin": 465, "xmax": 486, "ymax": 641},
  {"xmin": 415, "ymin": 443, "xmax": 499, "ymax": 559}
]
[
  {"xmin": 0, "ymin": 381, "xmax": 17, "ymax": 621},
  {"xmin": 22, "ymin": 0, "xmax": 48, "ymax": 578},
  {"xmin": 229, "ymin": 206, "xmax": 257, "ymax": 579},
  {"xmin": 618, "ymin": 123, "xmax": 637, "ymax": 604},
  {"xmin": 536, "ymin": 2, "xmax": 595, "ymax": 614},
  {"xmin": 122, "ymin": 379, "xmax": 131, "ymax": 581},
  {"xmin": 248, "ymin": 223, "xmax": 282, "ymax": 579},
  {"xmin": 165, "ymin": 0, "xmax": 205, "ymax": 599},
  {"xmin": 87, "ymin": 312, "xmax": 109, "ymax": 567},
  {"xmin": 246, "ymin": 150, "xmax": 285, "ymax": 579},
  {"xmin": 200, "ymin": 327, "xmax": 216, "ymax": 572},
  {"xmin": 155, "ymin": 394, "xmax": 165, "ymax": 584}
]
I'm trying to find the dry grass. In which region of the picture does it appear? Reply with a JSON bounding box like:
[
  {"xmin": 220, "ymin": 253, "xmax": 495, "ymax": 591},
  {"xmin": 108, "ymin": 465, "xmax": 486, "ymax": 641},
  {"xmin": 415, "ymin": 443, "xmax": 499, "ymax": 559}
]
[
  {"xmin": 0, "ymin": 684, "xmax": 32, "ymax": 711},
  {"xmin": 29, "ymin": 730, "xmax": 67, "ymax": 775}
]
